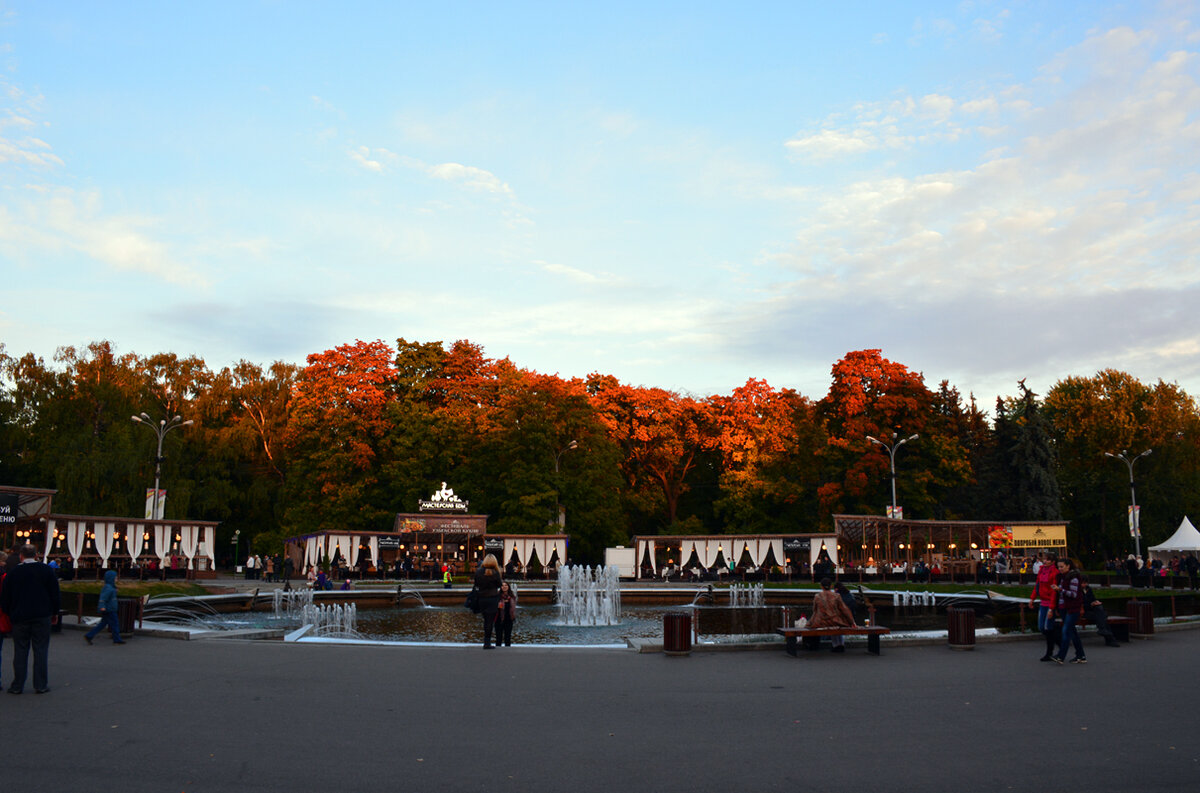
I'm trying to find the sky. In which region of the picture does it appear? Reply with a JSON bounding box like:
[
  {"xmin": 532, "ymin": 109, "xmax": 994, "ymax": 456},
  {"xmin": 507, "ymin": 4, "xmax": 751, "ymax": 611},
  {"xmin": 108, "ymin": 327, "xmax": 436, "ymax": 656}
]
[{"xmin": 2, "ymin": 1, "xmax": 1199, "ymax": 410}]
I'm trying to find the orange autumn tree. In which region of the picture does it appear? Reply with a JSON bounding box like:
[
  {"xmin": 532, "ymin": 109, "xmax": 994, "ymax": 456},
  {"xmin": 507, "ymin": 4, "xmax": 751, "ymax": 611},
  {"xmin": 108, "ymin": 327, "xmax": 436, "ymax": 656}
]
[
  {"xmin": 284, "ymin": 339, "xmax": 398, "ymax": 533},
  {"xmin": 817, "ymin": 349, "xmax": 970, "ymax": 521},
  {"xmin": 587, "ymin": 374, "xmax": 716, "ymax": 529},
  {"xmin": 710, "ymin": 378, "xmax": 824, "ymax": 532}
]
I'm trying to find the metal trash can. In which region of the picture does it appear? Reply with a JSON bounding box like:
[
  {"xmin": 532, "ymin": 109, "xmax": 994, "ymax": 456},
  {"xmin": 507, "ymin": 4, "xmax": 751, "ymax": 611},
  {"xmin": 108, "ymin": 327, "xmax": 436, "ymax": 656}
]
[
  {"xmin": 947, "ymin": 606, "xmax": 976, "ymax": 650},
  {"xmin": 116, "ymin": 597, "xmax": 141, "ymax": 638},
  {"xmin": 1127, "ymin": 599, "xmax": 1155, "ymax": 638},
  {"xmin": 663, "ymin": 612, "xmax": 692, "ymax": 656}
]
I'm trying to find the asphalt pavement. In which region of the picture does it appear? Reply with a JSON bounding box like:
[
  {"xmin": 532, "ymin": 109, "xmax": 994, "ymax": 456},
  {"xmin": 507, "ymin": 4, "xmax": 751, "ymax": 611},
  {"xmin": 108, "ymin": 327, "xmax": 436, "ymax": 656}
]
[{"xmin": 3, "ymin": 626, "xmax": 1198, "ymax": 792}]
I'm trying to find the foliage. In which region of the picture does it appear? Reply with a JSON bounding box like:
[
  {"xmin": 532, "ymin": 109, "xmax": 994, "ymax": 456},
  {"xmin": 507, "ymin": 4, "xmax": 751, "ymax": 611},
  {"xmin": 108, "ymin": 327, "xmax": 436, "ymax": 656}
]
[{"xmin": 4, "ymin": 338, "xmax": 1200, "ymax": 567}]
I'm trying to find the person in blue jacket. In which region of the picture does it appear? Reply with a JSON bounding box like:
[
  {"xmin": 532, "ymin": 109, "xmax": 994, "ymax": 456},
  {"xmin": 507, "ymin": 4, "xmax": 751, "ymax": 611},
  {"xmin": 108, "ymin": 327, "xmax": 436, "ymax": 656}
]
[{"xmin": 84, "ymin": 570, "xmax": 125, "ymax": 645}]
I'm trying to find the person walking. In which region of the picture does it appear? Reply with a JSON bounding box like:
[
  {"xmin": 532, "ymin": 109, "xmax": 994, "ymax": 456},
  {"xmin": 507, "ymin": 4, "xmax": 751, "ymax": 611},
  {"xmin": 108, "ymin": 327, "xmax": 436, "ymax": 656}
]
[
  {"xmin": 472, "ymin": 554, "xmax": 503, "ymax": 649},
  {"xmin": 1054, "ymin": 558, "xmax": 1086, "ymax": 665},
  {"xmin": 808, "ymin": 577, "xmax": 856, "ymax": 653},
  {"xmin": 496, "ymin": 581, "xmax": 517, "ymax": 647},
  {"xmin": 0, "ymin": 551, "xmax": 10, "ymax": 688},
  {"xmin": 0, "ymin": 544, "xmax": 60, "ymax": 694},
  {"xmin": 1030, "ymin": 551, "xmax": 1059, "ymax": 662},
  {"xmin": 84, "ymin": 570, "xmax": 125, "ymax": 645}
]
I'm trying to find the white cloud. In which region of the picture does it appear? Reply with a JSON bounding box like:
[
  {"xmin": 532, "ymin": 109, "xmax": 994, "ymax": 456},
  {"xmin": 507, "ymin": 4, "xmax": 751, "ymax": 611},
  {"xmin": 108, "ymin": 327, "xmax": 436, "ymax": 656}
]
[
  {"xmin": 0, "ymin": 188, "xmax": 207, "ymax": 287},
  {"xmin": 428, "ymin": 162, "xmax": 513, "ymax": 195}
]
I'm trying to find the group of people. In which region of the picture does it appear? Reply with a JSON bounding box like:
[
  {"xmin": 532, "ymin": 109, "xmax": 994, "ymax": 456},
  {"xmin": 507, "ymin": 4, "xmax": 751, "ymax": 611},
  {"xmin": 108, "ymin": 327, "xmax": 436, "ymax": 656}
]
[
  {"xmin": 245, "ymin": 553, "xmax": 293, "ymax": 582},
  {"xmin": 1030, "ymin": 551, "xmax": 1121, "ymax": 666},
  {"xmin": 470, "ymin": 554, "xmax": 517, "ymax": 649}
]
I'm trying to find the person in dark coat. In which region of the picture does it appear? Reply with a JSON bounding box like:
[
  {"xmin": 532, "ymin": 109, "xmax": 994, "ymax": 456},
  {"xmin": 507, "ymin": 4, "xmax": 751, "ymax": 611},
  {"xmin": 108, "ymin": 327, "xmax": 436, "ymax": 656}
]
[
  {"xmin": 473, "ymin": 554, "xmax": 504, "ymax": 649},
  {"xmin": 1080, "ymin": 577, "xmax": 1120, "ymax": 648},
  {"xmin": 0, "ymin": 545, "xmax": 61, "ymax": 694}
]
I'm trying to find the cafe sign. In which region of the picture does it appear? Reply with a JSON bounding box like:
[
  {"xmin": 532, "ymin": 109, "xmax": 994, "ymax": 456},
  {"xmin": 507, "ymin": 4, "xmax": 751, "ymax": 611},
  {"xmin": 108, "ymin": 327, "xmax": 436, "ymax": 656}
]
[
  {"xmin": 1009, "ymin": 525, "xmax": 1067, "ymax": 548},
  {"xmin": 419, "ymin": 482, "xmax": 469, "ymax": 513}
]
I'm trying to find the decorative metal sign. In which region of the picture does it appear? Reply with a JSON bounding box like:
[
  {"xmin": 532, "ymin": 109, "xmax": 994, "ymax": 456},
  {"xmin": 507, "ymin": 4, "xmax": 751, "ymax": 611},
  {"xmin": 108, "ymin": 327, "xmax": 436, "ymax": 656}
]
[{"xmin": 419, "ymin": 482, "xmax": 469, "ymax": 513}]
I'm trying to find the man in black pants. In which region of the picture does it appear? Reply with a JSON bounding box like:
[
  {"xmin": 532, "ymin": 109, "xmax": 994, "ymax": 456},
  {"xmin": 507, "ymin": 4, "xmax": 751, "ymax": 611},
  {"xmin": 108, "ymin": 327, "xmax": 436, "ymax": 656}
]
[
  {"xmin": 1080, "ymin": 577, "xmax": 1120, "ymax": 648},
  {"xmin": 0, "ymin": 544, "xmax": 61, "ymax": 694}
]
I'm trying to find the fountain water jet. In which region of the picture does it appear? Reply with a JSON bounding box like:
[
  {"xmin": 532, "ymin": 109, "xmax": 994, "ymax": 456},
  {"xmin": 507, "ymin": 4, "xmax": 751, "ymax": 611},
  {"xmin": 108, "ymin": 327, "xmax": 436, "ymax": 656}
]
[{"xmin": 557, "ymin": 565, "xmax": 621, "ymax": 626}]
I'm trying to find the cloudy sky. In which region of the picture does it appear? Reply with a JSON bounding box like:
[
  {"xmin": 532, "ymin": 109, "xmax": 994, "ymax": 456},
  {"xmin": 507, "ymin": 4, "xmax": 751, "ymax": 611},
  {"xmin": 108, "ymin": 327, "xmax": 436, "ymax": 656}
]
[{"xmin": 2, "ymin": 1, "xmax": 1198, "ymax": 408}]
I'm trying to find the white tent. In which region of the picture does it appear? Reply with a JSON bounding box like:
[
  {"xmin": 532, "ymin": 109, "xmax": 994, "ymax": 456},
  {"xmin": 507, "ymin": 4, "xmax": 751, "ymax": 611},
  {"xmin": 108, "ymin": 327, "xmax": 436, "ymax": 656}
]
[{"xmin": 1148, "ymin": 516, "xmax": 1200, "ymax": 558}]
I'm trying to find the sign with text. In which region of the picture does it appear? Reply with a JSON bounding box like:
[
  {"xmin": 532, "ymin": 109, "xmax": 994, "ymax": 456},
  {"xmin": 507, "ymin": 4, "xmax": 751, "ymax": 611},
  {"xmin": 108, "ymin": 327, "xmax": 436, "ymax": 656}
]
[
  {"xmin": 886, "ymin": 505, "xmax": 904, "ymax": 519},
  {"xmin": 1009, "ymin": 525, "xmax": 1067, "ymax": 548},
  {"xmin": 0, "ymin": 493, "xmax": 17, "ymax": 525},
  {"xmin": 377, "ymin": 536, "xmax": 403, "ymax": 549},
  {"xmin": 418, "ymin": 482, "xmax": 469, "ymax": 513}
]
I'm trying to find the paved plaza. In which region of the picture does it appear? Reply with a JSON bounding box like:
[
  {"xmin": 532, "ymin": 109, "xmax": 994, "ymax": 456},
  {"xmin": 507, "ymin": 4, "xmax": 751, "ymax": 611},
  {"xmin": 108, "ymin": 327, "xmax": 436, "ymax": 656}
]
[{"xmin": 4, "ymin": 627, "xmax": 1199, "ymax": 792}]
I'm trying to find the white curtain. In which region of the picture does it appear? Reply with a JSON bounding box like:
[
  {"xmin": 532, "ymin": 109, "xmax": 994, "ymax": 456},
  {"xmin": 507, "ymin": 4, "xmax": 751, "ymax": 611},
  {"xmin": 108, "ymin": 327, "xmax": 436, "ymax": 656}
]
[
  {"xmin": 813, "ymin": 539, "xmax": 838, "ymax": 566},
  {"xmin": 679, "ymin": 539, "xmax": 699, "ymax": 568},
  {"xmin": 303, "ymin": 537, "xmax": 316, "ymax": 572},
  {"xmin": 751, "ymin": 539, "xmax": 770, "ymax": 569},
  {"xmin": 368, "ymin": 536, "xmax": 379, "ymax": 568},
  {"xmin": 349, "ymin": 535, "xmax": 360, "ymax": 568},
  {"xmin": 504, "ymin": 538, "xmax": 518, "ymax": 567},
  {"xmin": 704, "ymin": 540, "xmax": 724, "ymax": 568},
  {"xmin": 334, "ymin": 535, "xmax": 352, "ymax": 567},
  {"xmin": 127, "ymin": 523, "xmax": 145, "ymax": 563},
  {"xmin": 154, "ymin": 524, "xmax": 171, "ymax": 564},
  {"xmin": 762, "ymin": 538, "xmax": 783, "ymax": 569},
  {"xmin": 66, "ymin": 520, "xmax": 86, "ymax": 561},
  {"xmin": 547, "ymin": 537, "xmax": 565, "ymax": 567},
  {"xmin": 203, "ymin": 526, "xmax": 215, "ymax": 567},
  {"xmin": 181, "ymin": 525, "xmax": 199, "ymax": 567},
  {"xmin": 95, "ymin": 521, "xmax": 115, "ymax": 568},
  {"xmin": 643, "ymin": 540, "xmax": 657, "ymax": 575},
  {"xmin": 41, "ymin": 520, "xmax": 56, "ymax": 562},
  {"xmin": 734, "ymin": 539, "xmax": 753, "ymax": 567}
]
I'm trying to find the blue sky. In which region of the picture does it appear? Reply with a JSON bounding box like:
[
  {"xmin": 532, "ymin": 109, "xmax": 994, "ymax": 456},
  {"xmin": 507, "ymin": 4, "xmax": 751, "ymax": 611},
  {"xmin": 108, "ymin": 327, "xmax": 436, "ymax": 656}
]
[{"xmin": 2, "ymin": 1, "xmax": 1199, "ymax": 408}]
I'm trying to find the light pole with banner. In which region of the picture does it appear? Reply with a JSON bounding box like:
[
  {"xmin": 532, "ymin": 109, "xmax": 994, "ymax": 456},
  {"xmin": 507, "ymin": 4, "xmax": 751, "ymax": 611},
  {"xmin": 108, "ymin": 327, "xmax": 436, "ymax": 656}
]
[
  {"xmin": 132, "ymin": 413, "xmax": 193, "ymax": 523},
  {"xmin": 1105, "ymin": 448, "xmax": 1152, "ymax": 558},
  {"xmin": 867, "ymin": 432, "xmax": 919, "ymax": 519}
]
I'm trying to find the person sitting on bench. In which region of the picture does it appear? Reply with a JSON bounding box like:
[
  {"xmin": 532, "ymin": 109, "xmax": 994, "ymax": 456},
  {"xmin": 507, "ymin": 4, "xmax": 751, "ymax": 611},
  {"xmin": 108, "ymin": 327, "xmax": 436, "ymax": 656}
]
[
  {"xmin": 1081, "ymin": 577, "xmax": 1120, "ymax": 648},
  {"xmin": 809, "ymin": 577, "xmax": 857, "ymax": 653}
]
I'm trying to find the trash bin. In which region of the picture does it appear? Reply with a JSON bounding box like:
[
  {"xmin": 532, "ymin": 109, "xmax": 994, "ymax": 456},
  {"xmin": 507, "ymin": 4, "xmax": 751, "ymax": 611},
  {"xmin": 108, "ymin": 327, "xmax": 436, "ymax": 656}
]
[
  {"xmin": 1127, "ymin": 599, "xmax": 1154, "ymax": 638},
  {"xmin": 947, "ymin": 606, "xmax": 975, "ymax": 650},
  {"xmin": 663, "ymin": 612, "xmax": 692, "ymax": 656},
  {"xmin": 116, "ymin": 597, "xmax": 141, "ymax": 638}
]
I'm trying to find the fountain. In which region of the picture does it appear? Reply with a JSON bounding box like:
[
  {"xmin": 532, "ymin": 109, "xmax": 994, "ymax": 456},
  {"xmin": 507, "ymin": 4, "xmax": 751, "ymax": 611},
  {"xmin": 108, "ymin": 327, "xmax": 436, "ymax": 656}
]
[
  {"xmin": 557, "ymin": 565, "xmax": 621, "ymax": 626},
  {"xmin": 273, "ymin": 587, "xmax": 314, "ymax": 616},
  {"xmin": 728, "ymin": 582, "xmax": 764, "ymax": 608},
  {"xmin": 300, "ymin": 602, "xmax": 359, "ymax": 637}
]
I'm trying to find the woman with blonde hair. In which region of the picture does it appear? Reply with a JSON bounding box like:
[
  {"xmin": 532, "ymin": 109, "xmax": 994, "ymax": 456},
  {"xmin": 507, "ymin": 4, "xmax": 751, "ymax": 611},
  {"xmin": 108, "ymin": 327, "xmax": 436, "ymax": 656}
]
[{"xmin": 473, "ymin": 554, "xmax": 504, "ymax": 649}]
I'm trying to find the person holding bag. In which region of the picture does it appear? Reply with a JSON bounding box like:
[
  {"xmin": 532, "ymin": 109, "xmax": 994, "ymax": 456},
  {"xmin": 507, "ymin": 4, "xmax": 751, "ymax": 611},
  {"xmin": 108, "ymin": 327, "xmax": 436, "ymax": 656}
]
[{"xmin": 472, "ymin": 554, "xmax": 503, "ymax": 649}]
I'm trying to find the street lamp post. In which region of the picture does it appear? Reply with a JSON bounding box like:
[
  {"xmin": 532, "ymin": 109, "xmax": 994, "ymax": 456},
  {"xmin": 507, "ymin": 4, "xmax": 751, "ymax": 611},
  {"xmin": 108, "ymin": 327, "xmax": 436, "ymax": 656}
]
[
  {"xmin": 553, "ymin": 440, "xmax": 578, "ymax": 529},
  {"xmin": 231, "ymin": 529, "xmax": 241, "ymax": 576},
  {"xmin": 1105, "ymin": 448, "xmax": 1152, "ymax": 558},
  {"xmin": 131, "ymin": 413, "xmax": 193, "ymax": 523},
  {"xmin": 866, "ymin": 432, "xmax": 919, "ymax": 518}
]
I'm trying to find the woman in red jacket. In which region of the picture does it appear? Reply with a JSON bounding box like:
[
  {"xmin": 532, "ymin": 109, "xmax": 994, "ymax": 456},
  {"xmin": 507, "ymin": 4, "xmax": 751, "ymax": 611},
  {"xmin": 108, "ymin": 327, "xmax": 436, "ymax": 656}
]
[{"xmin": 1030, "ymin": 551, "xmax": 1060, "ymax": 661}]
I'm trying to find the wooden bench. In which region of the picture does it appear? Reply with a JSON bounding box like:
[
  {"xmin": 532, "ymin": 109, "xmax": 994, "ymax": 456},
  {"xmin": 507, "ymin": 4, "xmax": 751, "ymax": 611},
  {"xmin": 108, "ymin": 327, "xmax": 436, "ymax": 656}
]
[
  {"xmin": 777, "ymin": 626, "xmax": 892, "ymax": 656},
  {"xmin": 1079, "ymin": 615, "xmax": 1133, "ymax": 642}
]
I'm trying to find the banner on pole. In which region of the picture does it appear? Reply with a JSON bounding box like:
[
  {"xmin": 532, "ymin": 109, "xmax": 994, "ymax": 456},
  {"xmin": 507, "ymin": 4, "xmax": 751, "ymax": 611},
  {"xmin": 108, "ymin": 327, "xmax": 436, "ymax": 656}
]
[
  {"xmin": 886, "ymin": 505, "xmax": 903, "ymax": 519},
  {"xmin": 144, "ymin": 489, "xmax": 166, "ymax": 520},
  {"xmin": 1128, "ymin": 505, "xmax": 1141, "ymax": 538}
]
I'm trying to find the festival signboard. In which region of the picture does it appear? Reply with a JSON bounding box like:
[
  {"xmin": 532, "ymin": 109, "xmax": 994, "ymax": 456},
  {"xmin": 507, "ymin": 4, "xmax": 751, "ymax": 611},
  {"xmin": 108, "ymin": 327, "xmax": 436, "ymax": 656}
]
[{"xmin": 1009, "ymin": 525, "xmax": 1067, "ymax": 548}]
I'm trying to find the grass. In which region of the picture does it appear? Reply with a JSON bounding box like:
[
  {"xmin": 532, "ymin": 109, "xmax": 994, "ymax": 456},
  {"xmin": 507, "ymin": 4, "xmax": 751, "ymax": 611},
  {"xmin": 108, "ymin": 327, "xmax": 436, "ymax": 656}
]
[{"xmin": 59, "ymin": 581, "xmax": 209, "ymax": 598}]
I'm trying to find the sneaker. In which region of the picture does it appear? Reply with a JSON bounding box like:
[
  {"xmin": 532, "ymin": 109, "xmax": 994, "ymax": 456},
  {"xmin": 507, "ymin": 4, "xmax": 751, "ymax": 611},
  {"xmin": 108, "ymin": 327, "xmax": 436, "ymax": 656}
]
[
  {"xmin": 1070, "ymin": 657, "xmax": 1087, "ymax": 664},
  {"xmin": 1039, "ymin": 654, "xmax": 1052, "ymax": 662},
  {"xmin": 1052, "ymin": 657, "xmax": 1064, "ymax": 665},
  {"xmin": 84, "ymin": 635, "xmax": 93, "ymax": 645}
]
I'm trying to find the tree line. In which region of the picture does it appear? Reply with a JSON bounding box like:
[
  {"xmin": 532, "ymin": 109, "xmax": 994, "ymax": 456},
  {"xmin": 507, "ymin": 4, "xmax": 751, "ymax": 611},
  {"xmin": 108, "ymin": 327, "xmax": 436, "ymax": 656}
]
[{"xmin": 2, "ymin": 339, "xmax": 1197, "ymax": 565}]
